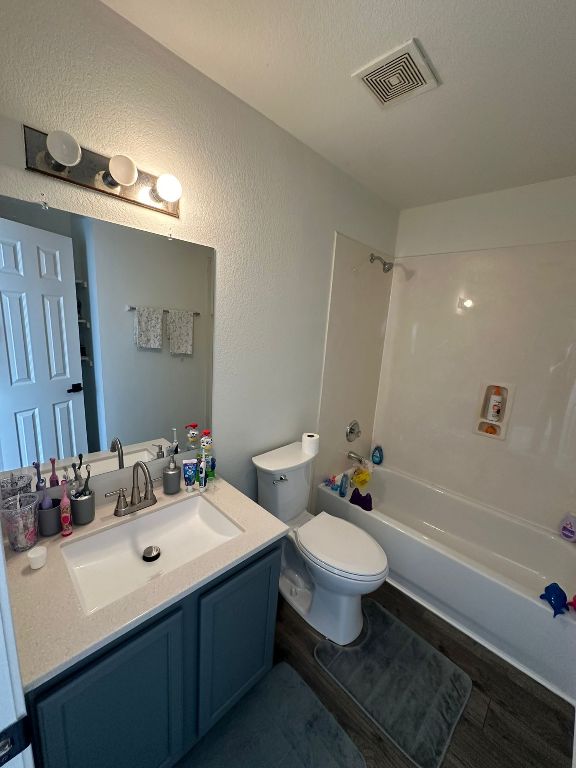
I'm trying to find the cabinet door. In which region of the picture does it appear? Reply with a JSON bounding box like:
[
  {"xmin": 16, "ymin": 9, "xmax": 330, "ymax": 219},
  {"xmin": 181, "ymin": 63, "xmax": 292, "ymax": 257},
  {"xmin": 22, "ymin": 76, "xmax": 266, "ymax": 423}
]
[
  {"xmin": 36, "ymin": 610, "xmax": 184, "ymax": 768},
  {"xmin": 198, "ymin": 548, "xmax": 281, "ymax": 734}
]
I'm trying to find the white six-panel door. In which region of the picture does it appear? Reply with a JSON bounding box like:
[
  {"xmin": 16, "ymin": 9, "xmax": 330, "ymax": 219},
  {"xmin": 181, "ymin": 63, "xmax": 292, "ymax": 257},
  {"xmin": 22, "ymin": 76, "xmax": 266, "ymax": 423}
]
[{"xmin": 0, "ymin": 217, "xmax": 87, "ymax": 471}]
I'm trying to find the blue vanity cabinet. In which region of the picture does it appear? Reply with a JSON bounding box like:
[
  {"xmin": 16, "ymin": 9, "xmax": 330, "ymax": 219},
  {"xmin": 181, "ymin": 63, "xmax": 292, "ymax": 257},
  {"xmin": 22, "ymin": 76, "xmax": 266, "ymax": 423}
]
[
  {"xmin": 35, "ymin": 610, "xmax": 185, "ymax": 768},
  {"xmin": 197, "ymin": 548, "xmax": 281, "ymax": 734},
  {"xmin": 27, "ymin": 543, "xmax": 281, "ymax": 768}
]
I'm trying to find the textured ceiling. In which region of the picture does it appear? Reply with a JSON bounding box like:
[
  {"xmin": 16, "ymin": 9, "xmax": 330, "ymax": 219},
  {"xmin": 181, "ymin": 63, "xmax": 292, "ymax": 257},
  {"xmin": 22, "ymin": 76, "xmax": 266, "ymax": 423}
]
[{"xmin": 99, "ymin": 0, "xmax": 576, "ymax": 208}]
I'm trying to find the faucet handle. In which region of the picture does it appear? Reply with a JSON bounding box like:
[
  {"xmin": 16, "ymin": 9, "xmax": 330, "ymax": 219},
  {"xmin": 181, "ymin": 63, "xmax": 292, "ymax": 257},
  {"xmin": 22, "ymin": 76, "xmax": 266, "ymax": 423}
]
[{"xmin": 105, "ymin": 488, "xmax": 128, "ymax": 516}]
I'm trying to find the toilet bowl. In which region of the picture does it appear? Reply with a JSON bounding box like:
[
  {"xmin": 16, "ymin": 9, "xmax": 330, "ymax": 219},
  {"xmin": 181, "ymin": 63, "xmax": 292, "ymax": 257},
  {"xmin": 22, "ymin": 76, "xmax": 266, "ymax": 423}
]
[{"xmin": 252, "ymin": 442, "xmax": 389, "ymax": 645}]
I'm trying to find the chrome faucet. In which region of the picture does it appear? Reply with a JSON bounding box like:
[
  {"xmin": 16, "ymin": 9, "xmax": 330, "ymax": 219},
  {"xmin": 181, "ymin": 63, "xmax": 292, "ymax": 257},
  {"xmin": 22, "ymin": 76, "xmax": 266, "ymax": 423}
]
[
  {"xmin": 347, "ymin": 451, "xmax": 367, "ymax": 464},
  {"xmin": 110, "ymin": 436, "xmax": 124, "ymax": 469},
  {"xmin": 129, "ymin": 460, "xmax": 157, "ymax": 512},
  {"xmin": 104, "ymin": 461, "xmax": 157, "ymax": 517}
]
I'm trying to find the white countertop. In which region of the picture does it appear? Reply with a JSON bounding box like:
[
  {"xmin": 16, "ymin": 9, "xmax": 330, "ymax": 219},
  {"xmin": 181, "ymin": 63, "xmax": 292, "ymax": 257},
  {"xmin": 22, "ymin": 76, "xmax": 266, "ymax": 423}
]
[{"xmin": 4, "ymin": 478, "xmax": 287, "ymax": 692}]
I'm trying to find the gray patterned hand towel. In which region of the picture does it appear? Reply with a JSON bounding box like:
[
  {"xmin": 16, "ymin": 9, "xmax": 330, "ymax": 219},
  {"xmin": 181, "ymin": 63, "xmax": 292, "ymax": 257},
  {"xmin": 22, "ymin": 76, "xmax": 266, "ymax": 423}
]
[
  {"xmin": 134, "ymin": 306, "xmax": 163, "ymax": 349},
  {"xmin": 167, "ymin": 310, "xmax": 194, "ymax": 356}
]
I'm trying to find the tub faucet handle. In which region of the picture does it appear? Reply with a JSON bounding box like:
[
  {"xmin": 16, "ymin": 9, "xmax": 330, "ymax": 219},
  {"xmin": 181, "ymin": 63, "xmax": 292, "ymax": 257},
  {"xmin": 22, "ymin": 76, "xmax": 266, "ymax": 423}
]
[{"xmin": 273, "ymin": 474, "xmax": 288, "ymax": 485}]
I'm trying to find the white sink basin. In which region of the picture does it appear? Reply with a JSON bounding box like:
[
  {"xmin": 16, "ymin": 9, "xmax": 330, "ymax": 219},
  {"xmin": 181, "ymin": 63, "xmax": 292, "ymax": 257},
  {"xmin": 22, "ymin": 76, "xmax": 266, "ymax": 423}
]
[{"xmin": 62, "ymin": 494, "xmax": 243, "ymax": 614}]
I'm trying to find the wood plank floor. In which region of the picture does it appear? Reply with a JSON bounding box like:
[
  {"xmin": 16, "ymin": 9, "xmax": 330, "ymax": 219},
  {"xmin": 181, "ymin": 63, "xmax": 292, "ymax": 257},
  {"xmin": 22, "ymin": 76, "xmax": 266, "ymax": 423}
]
[{"xmin": 274, "ymin": 583, "xmax": 574, "ymax": 768}]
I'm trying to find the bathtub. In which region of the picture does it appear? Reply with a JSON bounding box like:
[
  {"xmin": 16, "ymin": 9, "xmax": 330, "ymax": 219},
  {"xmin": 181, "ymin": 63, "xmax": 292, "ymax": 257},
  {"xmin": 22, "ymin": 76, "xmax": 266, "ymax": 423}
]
[{"xmin": 317, "ymin": 465, "xmax": 576, "ymax": 704}]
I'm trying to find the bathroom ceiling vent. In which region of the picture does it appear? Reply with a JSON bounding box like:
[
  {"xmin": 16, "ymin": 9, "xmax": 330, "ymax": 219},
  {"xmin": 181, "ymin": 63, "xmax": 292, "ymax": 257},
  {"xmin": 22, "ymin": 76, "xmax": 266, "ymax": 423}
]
[{"xmin": 353, "ymin": 39, "xmax": 438, "ymax": 108}]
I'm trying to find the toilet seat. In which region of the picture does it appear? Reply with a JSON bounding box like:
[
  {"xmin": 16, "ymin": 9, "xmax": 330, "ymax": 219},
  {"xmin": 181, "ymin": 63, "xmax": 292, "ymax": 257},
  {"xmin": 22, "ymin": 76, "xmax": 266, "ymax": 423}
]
[{"xmin": 296, "ymin": 512, "xmax": 388, "ymax": 581}]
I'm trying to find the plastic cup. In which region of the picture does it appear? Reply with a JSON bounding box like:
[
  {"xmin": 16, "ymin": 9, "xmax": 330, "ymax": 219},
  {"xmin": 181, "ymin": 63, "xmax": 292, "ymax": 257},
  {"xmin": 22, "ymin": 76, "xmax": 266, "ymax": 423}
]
[
  {"xmin": 1, "ymin": 493, "xmax": 39, "ymax": 552},
  {"xmin": 0, "ymin": 473, "xmax": 33, "ymax": 501}
]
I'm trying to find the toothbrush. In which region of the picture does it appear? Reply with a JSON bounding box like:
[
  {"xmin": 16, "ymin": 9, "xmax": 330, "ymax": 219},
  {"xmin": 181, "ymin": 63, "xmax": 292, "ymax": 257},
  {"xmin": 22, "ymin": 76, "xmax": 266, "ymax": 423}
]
[
  {"xmin": 71, "ymin": 461, "xmax": 82, "ymax": 491},
  {"xmin": 49, "ymin": 458, "xmax": 59, "ymax": 488},
  {"xmin": 80, "ymin": 464, "xmax": 91, "ymax": 496},
  {"xmin": 33, "ymin": 461, "xmax": 45, "ymax": 492}
]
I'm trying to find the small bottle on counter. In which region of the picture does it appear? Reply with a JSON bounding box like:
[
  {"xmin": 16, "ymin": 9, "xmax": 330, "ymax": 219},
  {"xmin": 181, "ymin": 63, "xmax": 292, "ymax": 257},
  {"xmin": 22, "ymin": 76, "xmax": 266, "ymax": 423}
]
[{"xmin": 163, "ymin": 454, "xmax": 181, "ymax": 495}]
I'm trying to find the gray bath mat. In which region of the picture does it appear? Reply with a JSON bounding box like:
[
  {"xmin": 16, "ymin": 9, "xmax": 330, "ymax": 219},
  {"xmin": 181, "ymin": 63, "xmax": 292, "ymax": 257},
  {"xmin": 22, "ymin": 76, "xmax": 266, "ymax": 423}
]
[
  {"xmin": 315, "ymin": 600, "xmax": 471, "ymax": 768},
  {"xmin": 177, "ymin": 662, "xmax": 366, "ymax": 768}
]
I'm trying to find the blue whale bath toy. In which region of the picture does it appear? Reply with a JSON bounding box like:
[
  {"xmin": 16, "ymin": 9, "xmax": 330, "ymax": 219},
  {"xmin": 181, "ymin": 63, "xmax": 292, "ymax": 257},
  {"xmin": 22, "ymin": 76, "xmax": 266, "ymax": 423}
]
[{"xmin": 540, "ymin": 583, "xmax": 569, "ymax": 617}]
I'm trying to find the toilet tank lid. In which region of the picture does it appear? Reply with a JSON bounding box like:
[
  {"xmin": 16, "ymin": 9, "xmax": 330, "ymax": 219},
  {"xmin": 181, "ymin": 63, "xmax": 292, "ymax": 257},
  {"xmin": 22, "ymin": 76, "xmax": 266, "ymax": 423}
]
[{"xmin": 252, "ymin": 442, "xmax": 315, "ymax": 473}]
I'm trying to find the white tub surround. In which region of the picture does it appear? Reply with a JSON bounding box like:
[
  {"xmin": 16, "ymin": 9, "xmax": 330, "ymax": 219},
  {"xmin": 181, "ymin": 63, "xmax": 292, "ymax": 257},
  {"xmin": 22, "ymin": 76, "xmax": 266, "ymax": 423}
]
[
  {"xmin": 318, "ymin": 466, "xmax": 576, "ymax": 703},
  {"xmin": 4, "ymin": 478, "xmax": 287, "ymax": 691}
]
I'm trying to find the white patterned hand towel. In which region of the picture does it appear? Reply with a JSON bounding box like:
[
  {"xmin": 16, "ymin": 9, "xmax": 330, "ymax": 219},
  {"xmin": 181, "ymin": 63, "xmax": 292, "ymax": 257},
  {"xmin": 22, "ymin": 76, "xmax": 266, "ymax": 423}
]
[
  {"xmin": 134, "ymin": 306, "xmax": 163, "ymax": 349},
  {"xmin": 167, "ymin": 310, "xmax": 194, "ymax": 356}
]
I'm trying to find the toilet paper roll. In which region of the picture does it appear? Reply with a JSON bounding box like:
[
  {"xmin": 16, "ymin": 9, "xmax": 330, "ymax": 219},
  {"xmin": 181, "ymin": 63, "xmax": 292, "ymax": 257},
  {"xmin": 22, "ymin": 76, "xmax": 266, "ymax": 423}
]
[{"xmin": 302, "ymin": 432, "xmax": 320, "ymax": 457}]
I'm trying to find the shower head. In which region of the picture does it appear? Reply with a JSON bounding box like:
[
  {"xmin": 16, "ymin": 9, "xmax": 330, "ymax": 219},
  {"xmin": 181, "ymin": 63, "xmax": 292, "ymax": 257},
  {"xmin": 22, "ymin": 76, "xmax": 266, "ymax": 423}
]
[{"xmin": 370, "ymin": 253, "xmax": 394, "ymax": 272}]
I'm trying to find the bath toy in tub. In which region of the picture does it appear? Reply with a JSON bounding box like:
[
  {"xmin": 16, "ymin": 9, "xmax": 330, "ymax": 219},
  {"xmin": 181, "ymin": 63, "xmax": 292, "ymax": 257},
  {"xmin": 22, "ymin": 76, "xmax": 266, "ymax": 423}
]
[
  {"xmin": 568, "ymin": 595, "xmax": 576, "ymax": 611},
  {"xmin": 350, "ymin": 487, "xmax": 373, "ymax": 512},
  {"xmin": 540, "ymin": 583, "xmax": 569, "ymax": 617},
  {"xmin": 351, "ymin": 466, "xmax": 371, "ymax": 488}
]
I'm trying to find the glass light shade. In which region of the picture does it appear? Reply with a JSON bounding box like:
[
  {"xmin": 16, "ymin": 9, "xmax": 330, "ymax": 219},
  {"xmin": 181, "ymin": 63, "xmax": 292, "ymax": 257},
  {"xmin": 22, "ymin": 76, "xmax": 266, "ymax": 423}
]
[
  {"xmin": 46, "ymin": 130, "xmax": 82, "ymax": 168},
  {"xmin": 107, "ymin": 155, "xmax": 138, "ymax": 187},
  {"xmin": 154, "ymin": 174, "xmax": 182, "ymax": 203}
]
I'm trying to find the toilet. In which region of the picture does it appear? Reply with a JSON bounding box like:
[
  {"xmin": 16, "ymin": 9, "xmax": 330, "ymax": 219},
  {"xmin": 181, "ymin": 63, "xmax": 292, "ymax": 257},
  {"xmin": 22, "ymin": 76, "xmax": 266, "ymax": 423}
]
[{"xmin": 252, "ymin": 441, "xmax": 389, "ymax": 645}]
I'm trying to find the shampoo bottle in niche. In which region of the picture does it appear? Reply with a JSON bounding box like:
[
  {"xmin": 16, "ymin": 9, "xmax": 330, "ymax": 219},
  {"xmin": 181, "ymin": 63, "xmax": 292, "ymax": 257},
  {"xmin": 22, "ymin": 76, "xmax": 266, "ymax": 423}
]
[
  {"xmin": 60, "ymin": 480, "xmax": 73, "ymax": 537},
  {"xmin": 486, "ymin": 386, "xmax": 503, "ymax": 423}
]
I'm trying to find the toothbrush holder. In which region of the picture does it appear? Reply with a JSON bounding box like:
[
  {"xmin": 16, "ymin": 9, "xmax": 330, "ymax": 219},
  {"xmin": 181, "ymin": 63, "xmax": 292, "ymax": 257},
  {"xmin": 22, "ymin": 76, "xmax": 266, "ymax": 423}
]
[
  {"xmin": 71, "ymin": 492, "xmax": 95, "ymax": 526},
  {"xmin": 38, "ymin": 500, "xmax": 62, "ymax": 537}
]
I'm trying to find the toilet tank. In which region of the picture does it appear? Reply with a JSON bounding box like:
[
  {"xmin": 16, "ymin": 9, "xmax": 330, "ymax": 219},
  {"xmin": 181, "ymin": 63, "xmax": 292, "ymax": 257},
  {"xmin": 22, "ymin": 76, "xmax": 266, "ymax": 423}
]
[{"xmin": 252, "ymin": 442, "xmax": 315, "ymax": 523}]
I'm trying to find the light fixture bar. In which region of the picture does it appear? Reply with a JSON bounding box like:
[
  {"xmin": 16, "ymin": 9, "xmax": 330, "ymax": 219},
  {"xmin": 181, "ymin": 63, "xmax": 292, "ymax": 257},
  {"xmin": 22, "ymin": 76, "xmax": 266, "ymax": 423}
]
[{"xmin": 23, "ymin": 125, "xmax": 180, "ymax": 219}]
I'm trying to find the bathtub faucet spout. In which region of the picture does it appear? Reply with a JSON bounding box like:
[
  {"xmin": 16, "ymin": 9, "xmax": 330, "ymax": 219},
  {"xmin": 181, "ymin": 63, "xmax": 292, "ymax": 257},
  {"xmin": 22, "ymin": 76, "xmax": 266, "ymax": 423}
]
[{"xmin": 347, "ymin": 451, "xmax": 367, "ymax": 464}]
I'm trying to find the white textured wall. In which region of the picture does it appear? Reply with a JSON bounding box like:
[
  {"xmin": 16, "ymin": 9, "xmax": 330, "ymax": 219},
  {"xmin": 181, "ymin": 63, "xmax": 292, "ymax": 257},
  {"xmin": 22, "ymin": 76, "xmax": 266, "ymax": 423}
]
[
  {"xmin": 375, "ymin": 176, "xmax": 576, "ymax": 530},
  {"xmin": 314, "ymin": 233, "xmax": 392, "ymax": 504},
  {"xmin": 0, "ymin": 0, "xmax": 398, "ymax": 497},
  {"xmin": 397, "ymin": 175, "xmax": 576, "ymax": 257}
]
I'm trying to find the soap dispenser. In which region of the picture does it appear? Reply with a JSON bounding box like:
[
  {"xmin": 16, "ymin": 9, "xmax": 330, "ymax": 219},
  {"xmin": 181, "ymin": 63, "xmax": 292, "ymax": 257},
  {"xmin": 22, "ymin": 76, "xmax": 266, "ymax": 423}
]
[{"xmin": 163, "ymin": 455, "xmax": 181, "ymax": 495}]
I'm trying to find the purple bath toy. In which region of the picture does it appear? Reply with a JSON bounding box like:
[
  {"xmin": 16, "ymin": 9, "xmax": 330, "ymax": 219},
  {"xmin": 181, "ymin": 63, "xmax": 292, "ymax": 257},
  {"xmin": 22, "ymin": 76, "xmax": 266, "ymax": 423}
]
[{"xmin": 350, "ymin": 487, "xmax": 373, "ymax": 512}]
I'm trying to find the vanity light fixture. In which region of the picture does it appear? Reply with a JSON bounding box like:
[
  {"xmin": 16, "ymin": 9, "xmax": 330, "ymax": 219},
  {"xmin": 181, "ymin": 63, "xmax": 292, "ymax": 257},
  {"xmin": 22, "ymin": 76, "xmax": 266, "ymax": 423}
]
[
  {"xmin": 45, "ymin": 130, "xmax": 82, "ymax": 171},
  {"xmin": 153, "ymin": 174, "xmax": 183, "ymax": 203},
  {"xmin": 458, "ymin": 297, "xmax": 474, "ymax": 310},
  {"xmin": 103, "ymin": 155, "xmax": 138, "ymax": 188},
  {"xmin": 23, "ymin": 125, "xmax": 180, "ymax": 218}
]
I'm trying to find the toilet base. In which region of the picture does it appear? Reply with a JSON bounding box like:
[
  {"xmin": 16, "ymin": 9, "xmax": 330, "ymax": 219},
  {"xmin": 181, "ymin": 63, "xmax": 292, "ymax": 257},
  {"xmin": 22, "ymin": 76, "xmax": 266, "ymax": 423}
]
[
  {"xmin": 287, "ymin": 580, "xmax": 365, "ymax": 645},
  {"xmin": 279, "ymin": 521, "xmax": 387, "ymax": 646}
]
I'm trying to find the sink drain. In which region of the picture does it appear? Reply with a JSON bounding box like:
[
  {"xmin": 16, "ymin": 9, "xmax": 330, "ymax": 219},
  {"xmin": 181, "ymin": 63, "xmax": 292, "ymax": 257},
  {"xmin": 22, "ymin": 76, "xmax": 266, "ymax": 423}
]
[{"xmin": 142, "ymin": 545, "xmax": 161, "ymax": 562}]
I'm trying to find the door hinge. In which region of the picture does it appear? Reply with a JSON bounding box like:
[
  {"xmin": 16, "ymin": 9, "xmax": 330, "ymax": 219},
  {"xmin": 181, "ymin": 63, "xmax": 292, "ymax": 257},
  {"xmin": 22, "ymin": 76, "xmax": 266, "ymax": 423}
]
[{"xmin": 0, "ymin": 716, "xmax": 31, "ymax": 766}]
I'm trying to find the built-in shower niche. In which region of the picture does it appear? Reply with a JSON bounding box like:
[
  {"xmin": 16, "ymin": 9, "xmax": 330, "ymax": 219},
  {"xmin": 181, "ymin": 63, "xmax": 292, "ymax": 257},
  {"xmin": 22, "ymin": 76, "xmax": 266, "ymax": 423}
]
[{"xmin": 475, "ymin": 383, "xmax": 514, "ymax": 440}]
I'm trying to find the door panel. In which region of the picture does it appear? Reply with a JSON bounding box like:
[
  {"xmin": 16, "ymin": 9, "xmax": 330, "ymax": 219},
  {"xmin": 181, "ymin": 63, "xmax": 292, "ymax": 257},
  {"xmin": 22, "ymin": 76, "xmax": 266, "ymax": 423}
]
[
  {"xmin": 197, "ymin": 549, "xmax": 281, "ymax": 734},
  {"xmin": 42, "ymin": 295, "xmax": 69, "ymax": 380},
  {"xmin": 1, "ymin": 292, "xmax": 34, "ymax": 385},
  {"xmin": 52, "ymin": 401, "xmax": 76, "ymax": 459},
  {"xmin": 0, "ymin": 238, "xmax": 23, "ymax": 276},
  {"xmin": 36, "ymin": 610, "xmax": 184, "ymax": 768},
  {"xmin": 0, "ymin": 218, "xmax": 87, "ymax": 471},
  {"xmin": 14, "ymin": 409, "xmax": 42, "ymax": 468}
]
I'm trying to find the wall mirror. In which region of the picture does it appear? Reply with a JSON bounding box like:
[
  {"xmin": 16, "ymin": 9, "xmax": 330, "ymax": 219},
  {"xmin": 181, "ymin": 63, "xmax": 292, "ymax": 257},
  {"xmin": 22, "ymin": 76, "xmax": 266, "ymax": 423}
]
[{"xmin": 0, "ymin": 193, "xmax": 214, "ymax": 484}]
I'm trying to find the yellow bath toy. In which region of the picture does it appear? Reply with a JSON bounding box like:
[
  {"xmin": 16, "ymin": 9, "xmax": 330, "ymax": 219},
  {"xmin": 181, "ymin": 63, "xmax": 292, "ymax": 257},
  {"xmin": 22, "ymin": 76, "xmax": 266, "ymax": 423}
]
[{"xmin": 351, "ymin": 466, "xmax": 371, "ymax": 488}]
